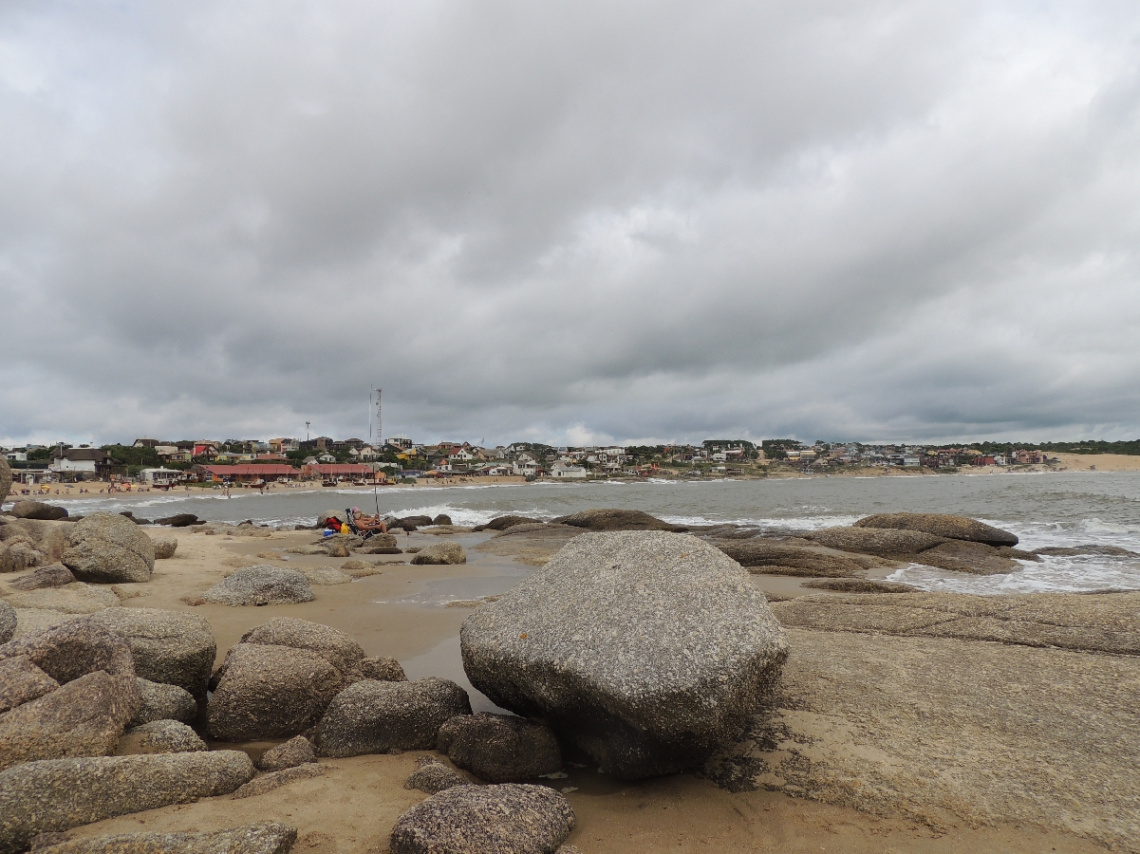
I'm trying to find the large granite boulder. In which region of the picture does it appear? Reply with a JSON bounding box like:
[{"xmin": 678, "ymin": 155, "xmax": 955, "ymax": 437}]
[
  {"xmin": 132, "ymin": 678, "xmax": 198, "ymax": 725},
  {"xmin": 62, "ymin": 512, "xmax": 155, "ymax": 583},
  {"xmin": 0, "ymin": 656, "xmax": 57, "ymax": 713},
  {"xmin": 550, "ymin": 508, "xmax": 680, "ymax": 532},
  {"xmin": 238, "ymin": 617, "xmax": 365, "ymax": 678},
  {"xmin": 26, "ymin": 821, "xmax": 297, "ymax": 854},
  {"xmin": 0, "ymin": 536, "xmax": 47, "ymax": 574},
  {"xmin": 389, "ymin": 783, "xmax": 575, "ymax": 854},
  {"xmin": 201, "ymin": 566, "xmax": 315, "ymax": 606},
  {"xmin": 409, "ymin": 541, "xmax": 466, "ymax": 565},
  {"xmin": 437, "ymin": 713, "xmax": 562, "ymax": 783},
  {"xmin": 314, "ymin": 678, "xmax": 472, "ymax": 758},
  {"xmin": 0, "ymin": 670, "xmax": 140, "ymax": 770},
  {"xmin": 0, "ymin": 458, "xmax": 10, "ymax": 504},
  {"xmin": 85, "ymin": 607, "xmax": 216, "ymax": 699},
  {"xmin": 207, "ymin": 643, "xmax": 345, "ymax": 741},
  {"xmin": 461, "ymin": 531, "xmax": 789, "ymax": 779},
  {"xmin": 10, "ymin": 501, "xmax": 68, "ymax": 521},
  {"xmin": 0, "ymin": 603, "xmax": 14, "ymax": 645},
  {"xmin": 854, "ymin": 512, "xmax": 1019, "ymax": 547},
  {"xmin": 0, "ymin": 519, "xmax": 70, "ymax": 564},
  {"xmin": 0, "ymin": 751, "xmax": 255, "ymax": 854},
  {"xmin": 0, "ymin": 620, "xmax": 137, "ymax": 687},
  {"xmin": 6, "ymin": 563, "xmax": 75, "ymax": 591}
]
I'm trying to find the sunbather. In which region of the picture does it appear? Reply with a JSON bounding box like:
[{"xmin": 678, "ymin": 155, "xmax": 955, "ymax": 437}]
[{"xmin": 351, "ymin": 507, "xmax": 388, "ymax": 534}]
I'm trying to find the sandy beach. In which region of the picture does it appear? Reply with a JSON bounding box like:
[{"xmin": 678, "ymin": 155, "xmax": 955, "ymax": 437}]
[{"xmin": 2, "ymin": 519, "xmax": 1131, "ymax": 853}]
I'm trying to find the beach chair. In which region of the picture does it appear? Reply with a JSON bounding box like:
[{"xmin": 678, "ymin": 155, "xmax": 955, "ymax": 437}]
[{"xmin": 345, "ymin": 508, "xmax": 384, "ymax": 541}]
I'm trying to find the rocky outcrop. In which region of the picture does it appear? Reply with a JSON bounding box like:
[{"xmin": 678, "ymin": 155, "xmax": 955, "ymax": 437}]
[
  {"xmin": 231, "ymin": 764, "xmax": 326, "ymax": 799},
  {"xmin": 461, "ymin": 531, "xmax": 789, "ymax": 779},
  {"xmin": 0, "ymin": 519, "xmax": 69, "ymax": 568},
  {"xmin": 432, "ymin": 514, "xmax": 453, "ymax": 526},
  {"xmin": 85, "ymin": 607, "xmax": 216, "ymax": 698},
  {"xmin": 201, "ymin": 566, "xmax": 315, "ymax": 606},
  {"xmin": 0, "ymin": 751, "xmax": 256, "ymax": 854},
  {"xmin": 800, "ymin": 526, "xmax": 948, "ymax": 557},
  {"xmin": 26, "ymin": 822, "xmax": 297, "ymax": 854},
  {"xmin": 150, "ymin": 536, "xmax": 178, "ymax": 559},
  {"xmin": 854, "ymin": 512, "xmax": 1019, "ymax": 547},
  {"xmin": 207, "ymin": 643, "xmax": 345, "ymax": 741},
  {"xmin": 6, "ymin": 563, "xmax": 75, "ymax": 591},
  {"xmin": 472, "ymin": 514, "xmax": 543, "ymax": 532},
  {"xmin": 9, "ymin": 501, "xmax": 68, "ymax": 521},
  {"xmin": 471, "ymin": 523, "xmax": 582, "ymax": 567},
  {"xmin": 436, "ymin": 713, "xmax": 562, "ymax": 783},
  {"xmin": 388, "ymin": 784, "xmax": 575, "ymax": 854},
  {"xmin": 0, "ymin": 537, "xmax": 47, "ymax": 574},
  {"xmin": 118, "ymin": 719, "xmax": 207, "ymax": 754},
  {"xmin": 255, "ymin": 735, "xmax": 316, "ymax": 772},
  {"xmin": 154, "ymin": 513, "xmax": 200, "ymax": 528},
  {"xmin": 314, "ymin": 678, "xmax": 472, "ymax": 758},
  {"xmin": 0, "ymin": 620, "xmax": 137, "ymax": 688},
  {"xmin": 409, "ymin": 541, "xmax": 466, "ymax": 565},
  {"xmin": 0, "ymin": 458, "xmax": 10, "ymax": 504},
  {"xmin": 550, "ymin": 508, "xmax": 680, "ymax": 532},
  {"xmin": 132, "ymin": 678, "xmax": 198, "ymax": 725},
  {"xmin": 6, "ymin": 583, "xmax": 119, "ymax": 614},
  {"xmin": 910, "ymin": 539, "xmax": 1019, "ymax": 574},
  {"xmin": 355, "ymin": 656, "xmax": 407, "ymax": 682},
  {"xmin": 62, "ymin": 512, "xmax": 155, "ymax": 584},
  {"xmin": 711, "ymin": 538, "xmax": 887, "ymax": 577},
  {"xmin": 0, "ymin": 670, "xmax": 140, "ymax": 770},
  {"xmin": 405, "ymin": 756, "xmax": 471, "ymax": 794}
]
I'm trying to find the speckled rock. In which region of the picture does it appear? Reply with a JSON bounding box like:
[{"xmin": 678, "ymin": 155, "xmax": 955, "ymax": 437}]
[
  {"xmin": 409, "ymin": 542, "xmax": 466, "ymax": 565},
  {"xmin": 201, "ymin": 566, "xmax": 315, "ymax": 606},
  {"xmin": 255, "ymin": 735, "xmax": 316, "ymax": 772},
  {"xmin": 0, "ymin": 670, "xmax": 140, "ymax": 770},
  {"xmin": 389, "ymin": 783, "xmax": 575, "ymax": 854},
  {"xmin": 355, "ymin": 656, "xmax": 407, "ymax": 682},
  {"xmin": 26, "ymin": 821, "xmax": 297, "ymax": 854},
  {"xmin": 404, "ymin": 756, "xmax": 471, "ymax": 794},
  {"xmin": 231, "ymin": 763, "xmax": 326, "ymax": 799},
  {"xmin": 118, "ymin": 719, "xmax": 207, "ymax": 754},
  {"xmin": 854, "ymin": 512, "xmax": 1019, "ymax": 547},
  {"xmin": 550, "ymin": 508, "xmax": 680, "ymax": 532},
  {"xmin": 7, "ymin": 563, "xmax": 75, "ymax": 591},
  {"xmin": 62, "ymin": 512, "xmax": 155, "ymax": 584},
  {"xmin": 86, "ymin": 607, "xmax": 216, "ymax": 699},
  {"xmin": 437, "ymin": 713, "xmax": 562, "ymax": 783},
  {"xmin": 207, "ymin": 643, "xmax": 345, "ymax": 741},
  {"xmin": 711, "ymin": 538, "xmax": 882, "ymax": 577},
  {"xmin": 238, "ymin": 618, "xmax": 365, "ymax": 678},
  {"xmin": 132, "ymin": 678, "xmax": 197, "ymax": 725},
  {"xmin": 0, "ymin": 751, "xmax": 256, "ymax": 854},
  {"xmin": 6, "ymin": 583, "xmax": 119, "ymax": 614},
  {"xmin": 0, "ymin": 520, "xmax": 70, "ymax": 562},
  {"xmin": 0, "ymin": 603, "xmax": 14, "ymax": 645},
  {"xmin": 0, "ymin": 620, "xmax": 137, "ymax": 687},
  {"xmin": 10, "ymin": 501, "xmax": 68, "ymax": 521},
  {"xmin": 461, "ymin": 531, "xmax": 789, "ymax": 779},
  {"xmin": 0, "ymin": 459, "xmax": 10, "ymax": 504},
  {"xmin": 150, "ymin": 536, "xmax": 178, "ymax": 560},
  {"xmin": 0, "ymin": 537, "xmax": 47, "ymax": 573},
  {"xmin": 314, "ymin": 678, "xmax": 472, "ymax": 758},
  {"xmin": 0, "ymin": 655, "xmax": 58, "ymax": 713},
  {"xmin": 800, "ymin": 526, "xmax": 948, "ymax": 557},
  {"xmin": 301, "ymin": 567, "xmax": 352, "ymax": 585}
]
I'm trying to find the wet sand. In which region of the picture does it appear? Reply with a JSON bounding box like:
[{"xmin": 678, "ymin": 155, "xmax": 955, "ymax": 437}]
[{"xmin": 25, "ymin": 524, "xmax": 1117, "ymax": 854}]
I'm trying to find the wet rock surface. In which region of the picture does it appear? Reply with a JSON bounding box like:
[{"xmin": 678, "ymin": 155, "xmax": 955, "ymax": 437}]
[
  {"xmin": 388, "ymin": 783, "xmax": 575, "ymax": 854},
  {"xmin": 462, "ymin": 531, "xmax": 789, "ymax": 779},
  {"xmin": 853, "ymin": 512, "xmax": 1019, "ymax": 546},
  {"xmin": 550, "ymin": 508, "xmax": 681, "ymax": 532}
]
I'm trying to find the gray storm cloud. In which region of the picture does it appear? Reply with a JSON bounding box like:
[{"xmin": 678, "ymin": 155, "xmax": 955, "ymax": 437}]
[{"xmin": 2, "ymin": 1, "xmax": 1139, "ymax": 446}]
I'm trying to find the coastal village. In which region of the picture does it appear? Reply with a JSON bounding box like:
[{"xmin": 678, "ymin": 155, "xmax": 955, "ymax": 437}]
[{"xmin": 1, "ymin": 436, "xmax": 1065, "ymax": 490}]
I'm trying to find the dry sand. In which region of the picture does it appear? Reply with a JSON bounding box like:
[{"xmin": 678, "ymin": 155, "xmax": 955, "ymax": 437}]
[{"xmin": 3, "ymin": 526, "xmax": 1130, "ymax": 853}]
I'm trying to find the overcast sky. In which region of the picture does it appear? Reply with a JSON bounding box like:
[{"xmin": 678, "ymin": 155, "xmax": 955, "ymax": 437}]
[{"xmin": 3, "ymin": 1, "xmax": 1139, "ymax": 448}]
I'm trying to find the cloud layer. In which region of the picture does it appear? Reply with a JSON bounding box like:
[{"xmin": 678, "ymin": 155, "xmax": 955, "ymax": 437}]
[{"xmin": 3, "ymin": 1, "xmax": 1139, "ymax": 446}]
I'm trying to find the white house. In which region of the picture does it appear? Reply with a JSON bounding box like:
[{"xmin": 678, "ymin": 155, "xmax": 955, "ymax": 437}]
[
  {"xmin": 549, "ymin": 463, "xmax": 587, "ymax": 479},
  {"xmin": 140, "ymin": 467, "xmax": 182, "ymax": 486}
]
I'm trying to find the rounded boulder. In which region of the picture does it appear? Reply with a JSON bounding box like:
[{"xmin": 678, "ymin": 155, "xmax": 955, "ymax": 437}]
[{"xmin": 62, "ymin": 512, "xmax": 155, "ymax": 584}]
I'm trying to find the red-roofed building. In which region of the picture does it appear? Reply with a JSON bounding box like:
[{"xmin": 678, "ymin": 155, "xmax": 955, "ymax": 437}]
[
  {"xmin": 301, "ymin": 463, "xmax": 381, "ymax": 482},
  {"xmin": 191, "ymin": 464, "xmax": 299, "ymax": 483}
]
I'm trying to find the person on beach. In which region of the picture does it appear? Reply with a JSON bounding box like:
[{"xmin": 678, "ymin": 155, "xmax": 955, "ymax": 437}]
[{"xmin": 351, "ymin": 507, "xmax": 388, "ymax": 534}]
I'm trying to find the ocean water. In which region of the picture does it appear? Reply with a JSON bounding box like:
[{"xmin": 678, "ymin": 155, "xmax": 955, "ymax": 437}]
[{"xmin": 23, "ymin": 471, "xmax": 1140, "ymax": 595}]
